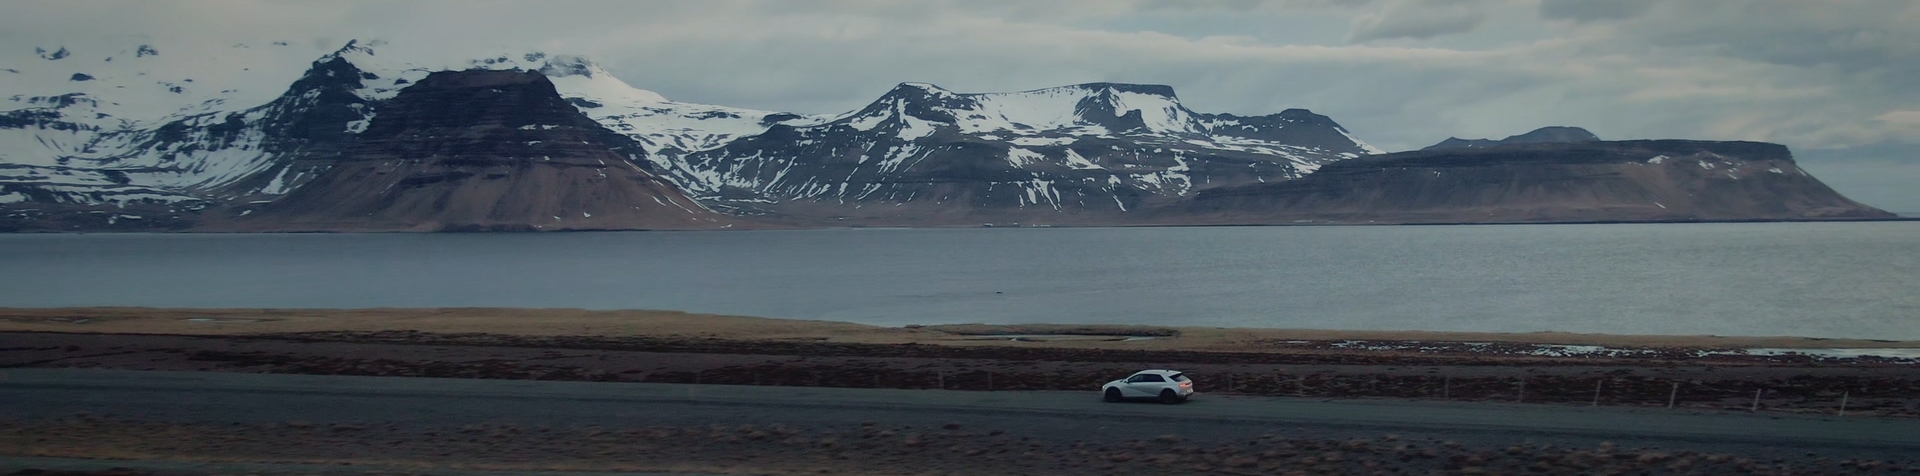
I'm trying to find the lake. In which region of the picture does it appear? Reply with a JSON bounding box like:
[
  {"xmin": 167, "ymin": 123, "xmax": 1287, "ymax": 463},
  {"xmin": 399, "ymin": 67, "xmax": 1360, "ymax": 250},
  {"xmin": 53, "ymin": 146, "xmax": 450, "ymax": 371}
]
[{"xmin": 2, "ymin": 223, "xmax": 1915, "ymax": 339}]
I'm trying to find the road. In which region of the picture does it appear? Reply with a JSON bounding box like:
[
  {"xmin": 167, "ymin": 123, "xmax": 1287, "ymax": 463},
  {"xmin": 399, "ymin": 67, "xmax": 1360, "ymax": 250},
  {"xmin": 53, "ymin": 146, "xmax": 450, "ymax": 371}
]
[{"xmin": 4, "ymin": 368, "xmax": 1919, "ymax": 471}]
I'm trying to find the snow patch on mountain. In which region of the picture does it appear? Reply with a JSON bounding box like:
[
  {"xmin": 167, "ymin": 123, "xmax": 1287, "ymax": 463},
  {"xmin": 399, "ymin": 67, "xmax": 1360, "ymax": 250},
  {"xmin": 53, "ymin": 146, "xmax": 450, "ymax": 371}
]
[
  {"xmin": 313, "ymin": 47, "xmax": 823, "ymax": 195},
  {"xmin": 4, "ymin": 38, "xmax": 1382, "ymax": 222},
  {"xmin": 2, "ymin": 38, "xmax": 819, "ymax": 206},
  {"xmin": 1, "ymin": 37, "xmax": 339, "ymax": 205},
  {"xmin": 680, "ymin": 81, "xmax": 1377, "ymax": 214}
]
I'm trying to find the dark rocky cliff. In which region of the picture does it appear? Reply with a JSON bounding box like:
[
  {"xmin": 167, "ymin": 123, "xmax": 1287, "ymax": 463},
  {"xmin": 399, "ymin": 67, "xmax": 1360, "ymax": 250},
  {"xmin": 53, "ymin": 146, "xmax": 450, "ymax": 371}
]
[
  {"xmin": 1178, "ymin": 140, "xmax": 1895, "ymax": 224},
  {"xmin": 225, "ymin": 70, "xmax": 725, "ymax": 231}
]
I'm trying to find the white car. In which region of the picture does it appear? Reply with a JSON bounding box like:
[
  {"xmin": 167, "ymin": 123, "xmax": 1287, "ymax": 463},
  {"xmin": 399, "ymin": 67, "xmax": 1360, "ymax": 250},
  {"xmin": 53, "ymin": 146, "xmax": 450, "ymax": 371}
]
[{"xmin": 1101, "ymin": 369, "xmax": 1194, "ymax": 404}]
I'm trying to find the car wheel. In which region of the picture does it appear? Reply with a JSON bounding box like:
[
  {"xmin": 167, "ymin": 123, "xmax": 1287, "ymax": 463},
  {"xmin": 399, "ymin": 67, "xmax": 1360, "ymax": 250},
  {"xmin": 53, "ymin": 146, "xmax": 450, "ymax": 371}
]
[
  {"xmin": 1159, "ymin": 389, "xmax": 1181, "ymax": 404},
  {"xmin": 1104, "ymin": 388, "xmax": 1124, "ymax": 403}
]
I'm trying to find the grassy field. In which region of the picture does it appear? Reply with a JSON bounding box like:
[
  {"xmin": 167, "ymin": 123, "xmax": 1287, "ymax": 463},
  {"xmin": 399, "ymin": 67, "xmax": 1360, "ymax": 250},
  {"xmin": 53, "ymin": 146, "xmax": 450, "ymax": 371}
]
[{"xmin": 4, "ymin": 307, "xmax": 1914, "ymax": 351}]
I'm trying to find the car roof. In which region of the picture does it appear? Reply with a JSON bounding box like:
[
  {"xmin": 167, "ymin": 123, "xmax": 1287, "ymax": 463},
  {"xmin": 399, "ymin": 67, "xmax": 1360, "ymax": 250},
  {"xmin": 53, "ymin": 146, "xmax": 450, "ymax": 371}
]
[{"xmin": 1132, "ymin": 369, "xmax": 1183, "ymax": 375}]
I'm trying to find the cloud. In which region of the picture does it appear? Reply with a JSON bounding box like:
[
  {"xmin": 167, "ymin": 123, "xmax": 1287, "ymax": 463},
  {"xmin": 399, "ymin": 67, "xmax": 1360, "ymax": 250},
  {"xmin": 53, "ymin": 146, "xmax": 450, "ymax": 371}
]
[
  {"xmin": 1346, "ymin": 1, "xmax": 1489, "ymax": 43},
  {"xmin": 1793, "ymin": 141, "xmax": 1920, "ymax": 213},
  {"xmin": 1538, "ymin": 0, "xmax": 1653, "ymax": 22},
  {"xmin": 1875, "ymin": 110, "xmax": 1920, "ymax": 129}
]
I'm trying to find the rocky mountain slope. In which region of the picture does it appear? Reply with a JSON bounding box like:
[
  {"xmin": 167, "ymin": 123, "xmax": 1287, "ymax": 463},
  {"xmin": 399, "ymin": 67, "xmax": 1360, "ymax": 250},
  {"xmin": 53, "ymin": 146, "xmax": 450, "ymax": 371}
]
[
  {"xmin": 682, "ymin": 82, "xmax": 1378, "ymax": 225},
  {"xmin": 1179, "ymin": 140, "xmax": 1895, "ymax": 224},
  {"xmin": 0, "ymin": 40, "xmax": 801, "ymax": 204},
  {"xmin": 0, "ymin": 40, "xmax": 812, "ymax": 231},
  {"xmin": 220, "ymin": 70, "xmax": 722, "ymax": 232}
]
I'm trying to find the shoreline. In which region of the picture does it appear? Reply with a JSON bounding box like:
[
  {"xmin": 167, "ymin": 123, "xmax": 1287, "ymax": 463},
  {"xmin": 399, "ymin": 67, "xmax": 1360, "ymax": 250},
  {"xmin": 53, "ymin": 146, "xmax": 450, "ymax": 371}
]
[{"xmin": 4, "ymin": 306, "xmax": 1916, "ymax": 351}]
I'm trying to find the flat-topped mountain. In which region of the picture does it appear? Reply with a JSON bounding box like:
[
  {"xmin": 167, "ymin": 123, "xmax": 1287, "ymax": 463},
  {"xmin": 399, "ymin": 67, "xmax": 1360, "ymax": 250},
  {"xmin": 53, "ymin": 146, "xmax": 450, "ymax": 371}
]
[
  {"xmin": 1180, "ymin": 139, "xmax": 1895, "ymax": 224},
  {"xmin": 1424, "ymin": 126, "xmax": 1601, "ymax": 151}
]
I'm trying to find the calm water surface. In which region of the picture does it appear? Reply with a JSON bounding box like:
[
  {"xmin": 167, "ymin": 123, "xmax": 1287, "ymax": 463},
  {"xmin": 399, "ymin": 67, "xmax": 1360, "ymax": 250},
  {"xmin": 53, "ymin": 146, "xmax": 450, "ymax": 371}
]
[{"xmin": 2, "ymin": 223, "xmax": 1915, "ymax": 339}]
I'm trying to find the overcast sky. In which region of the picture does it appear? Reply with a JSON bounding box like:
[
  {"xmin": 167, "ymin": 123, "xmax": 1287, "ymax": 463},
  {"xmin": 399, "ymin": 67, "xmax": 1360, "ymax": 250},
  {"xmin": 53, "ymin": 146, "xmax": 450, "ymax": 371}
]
[{"xmin": 6, "ymin": 0, "xmax": 1917, "ymax": 211}]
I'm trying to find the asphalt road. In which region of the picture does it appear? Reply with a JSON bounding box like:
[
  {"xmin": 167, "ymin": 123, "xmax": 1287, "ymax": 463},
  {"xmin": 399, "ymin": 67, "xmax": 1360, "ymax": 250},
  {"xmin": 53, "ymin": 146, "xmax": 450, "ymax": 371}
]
[{"xmin": 5, "ymin": 368, "xmax": 1917, "ymax": 459}]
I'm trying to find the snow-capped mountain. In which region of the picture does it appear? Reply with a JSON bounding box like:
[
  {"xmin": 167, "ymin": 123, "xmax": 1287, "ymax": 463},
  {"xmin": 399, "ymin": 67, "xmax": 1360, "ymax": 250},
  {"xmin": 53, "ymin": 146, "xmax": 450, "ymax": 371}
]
[
  {"xmin": 680, "ymin": 82, "xmax": 1380, "ymax": 219},
  {"xmin": 4, "ymin": 38, "xmax": 1389, "ymax": 230},
  {"xmin": 235, "ymin": 69, "xmax": 723, "ymax": 232},
  {"xmin": 1, "ymin": 39, "xmax": 806, "ymax": 211},
  {"xmin": 1, "ymin": 38, "xmax": 330, "ymax": 207}
]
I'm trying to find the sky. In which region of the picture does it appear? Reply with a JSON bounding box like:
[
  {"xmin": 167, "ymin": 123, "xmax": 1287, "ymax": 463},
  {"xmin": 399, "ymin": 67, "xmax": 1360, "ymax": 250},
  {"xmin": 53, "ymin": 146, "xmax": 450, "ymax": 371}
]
[{"xmin": 4, "ymin": 0, "xmax": 1916, "ymax": 212}]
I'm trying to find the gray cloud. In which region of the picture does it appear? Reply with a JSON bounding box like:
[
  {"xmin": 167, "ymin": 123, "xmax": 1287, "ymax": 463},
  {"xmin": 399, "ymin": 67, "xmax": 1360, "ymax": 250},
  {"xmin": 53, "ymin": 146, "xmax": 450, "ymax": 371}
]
[
  {"xmin": 1538, "ymin": 0, "xmax": 1653, "ymax": 22},
  {"xmin": 1347, "ymin": 1, "xmax": 1489, "ymax": 43}
]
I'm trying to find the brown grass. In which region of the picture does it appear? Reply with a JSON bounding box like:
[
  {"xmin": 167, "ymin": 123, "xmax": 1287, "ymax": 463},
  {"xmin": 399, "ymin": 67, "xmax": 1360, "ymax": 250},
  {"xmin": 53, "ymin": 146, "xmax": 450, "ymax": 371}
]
[{"xmin": 2, "ymin": 307, "xmax": 1913, "ymax": 352}]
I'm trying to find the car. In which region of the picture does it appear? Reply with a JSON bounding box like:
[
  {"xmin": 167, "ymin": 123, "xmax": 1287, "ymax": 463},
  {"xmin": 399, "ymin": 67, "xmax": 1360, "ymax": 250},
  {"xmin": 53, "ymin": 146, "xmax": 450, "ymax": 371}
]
[{"xmin": 1101, "ymin": 369, "xmax": 1194, "ymax": 404}]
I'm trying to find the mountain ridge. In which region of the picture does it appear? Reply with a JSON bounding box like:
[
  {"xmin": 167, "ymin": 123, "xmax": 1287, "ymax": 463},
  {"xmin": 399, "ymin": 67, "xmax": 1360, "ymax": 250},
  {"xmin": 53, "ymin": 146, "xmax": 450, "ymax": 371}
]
[
  {"xmin": 1, "ymin": 39, "xmax": 1895, "ymax": 231},
  {"xmin": 1424, "ymin": 126, "xmax": 1601, "ymax": 151}
]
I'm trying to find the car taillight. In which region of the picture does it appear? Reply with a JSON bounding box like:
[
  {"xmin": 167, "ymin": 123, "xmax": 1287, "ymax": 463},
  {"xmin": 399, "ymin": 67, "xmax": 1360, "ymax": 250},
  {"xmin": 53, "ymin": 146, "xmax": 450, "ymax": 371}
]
[{"xmin": 1180, "ymin": 381, "xmax": 1192, "ymax": 387}]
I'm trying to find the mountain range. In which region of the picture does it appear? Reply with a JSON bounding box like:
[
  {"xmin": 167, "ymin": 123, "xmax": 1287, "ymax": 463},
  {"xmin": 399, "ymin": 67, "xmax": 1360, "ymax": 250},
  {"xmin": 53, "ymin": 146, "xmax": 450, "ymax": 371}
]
[{"xmin": 0, "ymin": 40, "xmax": 1894, "ymax": 231}]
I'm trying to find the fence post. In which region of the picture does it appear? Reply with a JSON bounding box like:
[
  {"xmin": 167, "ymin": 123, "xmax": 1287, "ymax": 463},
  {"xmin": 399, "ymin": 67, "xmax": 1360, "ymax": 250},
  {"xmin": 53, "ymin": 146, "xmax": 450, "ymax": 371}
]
[
  {"xmin": 1442, "ymin": 376, "xmax": 1450, "ymax": 400},
  {"xmin": 937, "ymin": 372, "xmax": 945, "ymax": 390},
  {"xmin": 1751, "ymin": 388, "xmax": 1763, "ymax": 412},
  {"xmin": 1517, "ymin": 380, "xmax": 1525, "ymax": 403},
  {"xmin": 987, "ymin": 372, "xmax": 993, "ymax": 391},
  {"xmin": 1667, "ymin": 382, "xmax": 1679, "ymax": 409},
  {"xmin": 1839, "ymin": 391, "xmax": 1849, "ymax": 416},
  {"xmin": 1592, "ymin": 380, "xmax": 1603, "ymax": 407}
]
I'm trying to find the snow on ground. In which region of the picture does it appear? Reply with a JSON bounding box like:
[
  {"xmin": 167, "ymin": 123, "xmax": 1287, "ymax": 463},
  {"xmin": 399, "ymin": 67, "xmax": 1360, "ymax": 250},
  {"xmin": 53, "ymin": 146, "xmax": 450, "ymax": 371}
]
[
  {"xmin": 1322, "ymin": 340, "xmax": 1920, "ymax": 363},
  {"xmin": 1724, "ymin": 348, "xmax": 1920, "ymax": 361}
]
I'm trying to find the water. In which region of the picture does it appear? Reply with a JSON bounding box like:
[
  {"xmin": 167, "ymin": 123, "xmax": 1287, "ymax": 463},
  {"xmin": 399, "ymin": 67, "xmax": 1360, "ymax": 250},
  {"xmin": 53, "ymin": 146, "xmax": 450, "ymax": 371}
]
[{"xmin": 2, "ymin": 223, "xmax": 1915, "ymax": 339}]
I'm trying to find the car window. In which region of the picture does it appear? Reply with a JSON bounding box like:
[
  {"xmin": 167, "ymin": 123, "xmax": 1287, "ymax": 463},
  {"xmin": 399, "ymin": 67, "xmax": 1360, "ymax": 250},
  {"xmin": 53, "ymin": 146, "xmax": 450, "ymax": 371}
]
[
  {"xmin": 1133, "ymin": 374, "xmax": 1165, "ymax": 383},
  {"xmin": 1169, "ymin": 373, "xmax": 1189, "ymax": 382}
]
